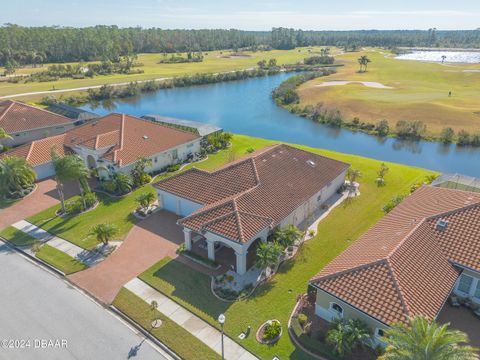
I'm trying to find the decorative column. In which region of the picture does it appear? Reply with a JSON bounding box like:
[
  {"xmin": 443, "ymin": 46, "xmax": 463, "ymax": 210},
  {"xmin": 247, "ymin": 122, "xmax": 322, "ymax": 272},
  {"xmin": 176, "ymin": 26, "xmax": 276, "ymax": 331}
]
[
  {"xmin": 183, "ymin": 228, "xmax": 192, "ymax": 251},
  {"xmin": 235, "ymin": 250, "xmax": 248, "ymax": 275},
  {"xmin": 207, "ymin": 240, "xmax": 216, "ymax": 261}
]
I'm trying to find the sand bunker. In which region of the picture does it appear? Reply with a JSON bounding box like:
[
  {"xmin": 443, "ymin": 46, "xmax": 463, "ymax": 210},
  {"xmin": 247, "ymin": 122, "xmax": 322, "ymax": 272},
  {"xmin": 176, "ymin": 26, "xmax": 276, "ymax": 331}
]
[{"xmin": 317, "ymin": 81, "xmax": 393, "ymax": 89}]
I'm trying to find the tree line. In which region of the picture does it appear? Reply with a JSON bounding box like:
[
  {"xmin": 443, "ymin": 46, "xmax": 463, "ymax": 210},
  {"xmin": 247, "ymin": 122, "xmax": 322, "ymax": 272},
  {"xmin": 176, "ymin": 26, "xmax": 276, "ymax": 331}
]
[{"xmin": 1, "ymin": 25, "xmax": 480, "ymax": 66}]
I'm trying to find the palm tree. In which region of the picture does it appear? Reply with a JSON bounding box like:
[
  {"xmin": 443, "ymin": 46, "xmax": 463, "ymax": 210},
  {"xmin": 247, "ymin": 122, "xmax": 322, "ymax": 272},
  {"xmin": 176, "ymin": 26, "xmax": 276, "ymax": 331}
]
[
  {"xmin": 135, "ymin": 191, "xmax": 156, "ymax": 210},
  {"xmin": 326, "ymin": 318, "xmax": 372, "ymax": 357},
  {"xmin": 357, "ymin": 55, "xmax": 371, "ymax": 72},
  {"xmin": 51, "ymin": 148, "xmax": 91, "ymax": 211},
  {"xmin": 380, "ymin": 316, "xmax": 478, "ymax": 360},
  {"xmin": 90, "ymin": 223, "xmax": 118, "ymax": 245},
  {"xmin": 113, "ymin": 173, "xmax": 133, "ymax": 195},
  {"xmin": 0, "ymin": 156, "xmax": 36, "ymax": 197},
  {"xmin": 275, "ymin": 224, "xmax": 303, "ymax": 248},
  {"xmin": 346, "ymin": 168, "xmax": 361, "ymax": 185},
  {"xmin": 256, "ymin": 241, "xmax": 283, "ymax": 278},
  {"xmin": 131, "ymin": 157, "xmax": 153, "ymax": 187}
]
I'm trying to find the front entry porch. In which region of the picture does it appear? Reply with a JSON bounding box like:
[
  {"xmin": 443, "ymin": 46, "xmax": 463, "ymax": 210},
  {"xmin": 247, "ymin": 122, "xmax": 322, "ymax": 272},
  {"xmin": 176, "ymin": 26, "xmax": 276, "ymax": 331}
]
[{"xmin": 183, "ymin": 228, "xmax": 265, "ymax": 275}]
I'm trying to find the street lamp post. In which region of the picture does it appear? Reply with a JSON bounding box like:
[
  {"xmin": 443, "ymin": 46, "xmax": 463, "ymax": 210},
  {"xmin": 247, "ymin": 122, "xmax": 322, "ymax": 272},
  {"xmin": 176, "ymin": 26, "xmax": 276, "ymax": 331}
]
[{"xmin": 218, "ymin": 313, "xmax": 225, "ymax": 360}]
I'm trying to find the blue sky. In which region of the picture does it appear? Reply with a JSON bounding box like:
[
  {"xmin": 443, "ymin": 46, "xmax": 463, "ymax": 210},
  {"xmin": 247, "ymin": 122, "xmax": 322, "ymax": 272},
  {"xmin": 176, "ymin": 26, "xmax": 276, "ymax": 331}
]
[{"xmin": 2, "ymin": 0, "xmax": 479, "ymax": 30}]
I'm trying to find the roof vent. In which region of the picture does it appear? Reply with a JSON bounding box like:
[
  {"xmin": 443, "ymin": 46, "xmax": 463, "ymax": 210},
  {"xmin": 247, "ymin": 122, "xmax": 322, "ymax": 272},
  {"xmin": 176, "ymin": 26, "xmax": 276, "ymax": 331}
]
[
  {"xmin": 92, "ymin": 121, "xmax": 98, "ymax": 126},
  {"xmin": 307, "ymin": 160, "xmax": 316, "ymax": 167},
  {"xmin": 436, "ymin": 219, "xmax": 448, "ymax": 231},
  {"xmin": 143, "ymin": 135, "xmax": 149, "ymax": 140}
]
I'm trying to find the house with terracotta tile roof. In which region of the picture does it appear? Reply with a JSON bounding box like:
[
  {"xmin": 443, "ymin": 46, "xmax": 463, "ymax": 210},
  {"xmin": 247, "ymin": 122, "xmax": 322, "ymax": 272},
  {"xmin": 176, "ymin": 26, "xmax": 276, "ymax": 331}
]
[
  {"xmin": 155, "ymin": 144, "xmax": 349, "ymax": 275},
  {"xmin": 2, "ymin": 113, "xmax": 201, "ymax": 180},
  {"xmin": 309, "ymin": 186, "xmax": 480, "ymax": 344},
  {"xmin": 0, "ymin": 100, "xmax": 74, "ymax": 147}
]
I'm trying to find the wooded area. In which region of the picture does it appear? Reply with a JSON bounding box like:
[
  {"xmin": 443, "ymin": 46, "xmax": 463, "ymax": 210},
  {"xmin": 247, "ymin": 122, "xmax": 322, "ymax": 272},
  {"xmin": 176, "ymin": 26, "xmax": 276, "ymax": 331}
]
[{"xmin": 1, "ymin": 25, "xmax": 479, "ymax": 66}]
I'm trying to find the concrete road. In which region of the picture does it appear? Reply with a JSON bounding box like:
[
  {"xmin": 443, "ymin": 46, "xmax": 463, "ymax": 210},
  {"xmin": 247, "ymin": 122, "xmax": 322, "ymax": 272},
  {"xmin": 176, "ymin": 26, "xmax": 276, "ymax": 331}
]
[{"xmin": 0, "ymin": 244, "xmax": 171, "ymax": 360}]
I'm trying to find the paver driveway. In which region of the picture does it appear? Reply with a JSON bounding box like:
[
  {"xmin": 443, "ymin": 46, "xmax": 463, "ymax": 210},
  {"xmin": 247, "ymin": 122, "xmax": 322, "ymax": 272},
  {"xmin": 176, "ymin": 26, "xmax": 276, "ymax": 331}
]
[
  {"xmin": 0, "ymin": 178, "xmax": 94, "ymax": 230},
  {"xmin": 69, "ymin": 210, "xmax": 184, "ymax": 304}
]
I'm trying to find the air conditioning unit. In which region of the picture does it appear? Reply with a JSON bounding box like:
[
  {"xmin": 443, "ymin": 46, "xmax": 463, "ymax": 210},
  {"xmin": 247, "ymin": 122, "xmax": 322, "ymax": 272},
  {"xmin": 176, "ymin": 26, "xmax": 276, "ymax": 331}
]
[{"xmin": 436, "ymin": 219, "xmax": 448, "ymax": 231}]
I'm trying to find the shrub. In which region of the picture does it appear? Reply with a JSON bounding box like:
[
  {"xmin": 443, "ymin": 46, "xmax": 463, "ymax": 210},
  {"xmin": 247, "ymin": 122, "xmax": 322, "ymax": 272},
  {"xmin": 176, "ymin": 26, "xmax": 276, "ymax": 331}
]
[
  {"xmin": 65, "ymin": 199, "xmax": 84, "ymax": 215},
  {"xmin": 395, "ymin": 120, "xmax": 426, "ymax": 139},
  {"xmin": 382, "ymin": 194, "xmax": 407, "ymax": 213},
  {"xmin": 103, "ymin": 180, "xmax": 117, "ymax": 194},
  {"xmin": 457, "ymin": 130, "xmax": 471, "ymax": 146},
  {"xmin": 246, "ymin": 147, "xmax": 255, "ymax": 153},
  {"xmin": 166, "ymin": 164, "xmax": 181, "ymax": 172},
  {"xmin": 375, "ymin": 120, "xmax": 390, "ymax": 136},
  {"xmin": 298, "ymin": 314, "xmax": 308, "ymax": 326},
  {"xmin": 440, "ymin": 127, "xmax": 455, "ymax": 143},
  {"xmin": 84, "ymin": 192, "xmax": 97, "ymax": 208},
  {"xmin": 263, "ymin": 321, "xmax": 281, "ymax": 340}
]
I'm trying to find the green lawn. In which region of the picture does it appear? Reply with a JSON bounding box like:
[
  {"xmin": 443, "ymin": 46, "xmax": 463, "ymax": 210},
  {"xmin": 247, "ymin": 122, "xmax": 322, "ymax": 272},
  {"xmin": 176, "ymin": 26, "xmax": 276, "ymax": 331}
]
[
  {"xmin": 298, "ymin": 49, "xmax": 480, "ymax": 137},
  {"xmin": 139, "ymin": 135, "xmax": 436, "ymax": 360},
  {"xmin": 35, "ymin": 244, "xmax": 87, "ymax": 274},
  {"xmin": 26, "ymin": 187, "xmax": 156, "ymax": 250},
  {"xmin": 0, "ymin": 226, "xmax": 36, "ymax": 246},
  {"xmin": 0, "ymin": 47, "xmax": 332, "ymax": 100},
  {"xmin": 113, "ymin": 288, "xmax": 220, "ymax": 360}
]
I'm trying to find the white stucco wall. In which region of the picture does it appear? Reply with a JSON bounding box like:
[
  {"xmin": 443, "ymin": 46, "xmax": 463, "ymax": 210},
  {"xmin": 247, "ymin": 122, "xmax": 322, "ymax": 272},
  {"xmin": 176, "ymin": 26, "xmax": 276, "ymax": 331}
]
[{"xmin": 280, "ymin": 169, "xmax": 347, "ymax": 227}]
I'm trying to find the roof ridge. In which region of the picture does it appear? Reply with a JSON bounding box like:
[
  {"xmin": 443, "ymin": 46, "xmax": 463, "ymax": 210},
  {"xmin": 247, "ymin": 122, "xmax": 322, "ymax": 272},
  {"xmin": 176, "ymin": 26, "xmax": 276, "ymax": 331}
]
[
  {"xmin": 0, "ymin": 100, "xmax": 15, "ymax": 123},
  {"xmin": 426, "ymin": 200, "xmax": 480, "ymax": 222},
  {"xmin": 200, "ymin": 210, "xmax": 238, "ymax": 232},
  {"xmin": 386, "ymin": 218, "xmax": 427, "ymax": 259},
  {"xmin": 234, "ymin": 201, "xmax": 244, "ymax": 242},
  {"xmin": 179, "ymin": 199, "xmax": 236, "ymax": 225},
  {"xmin": 113, "ymin": 114, "xmax": 126, "ymax": 165},
  {"xmin": 384, "ymin": 257, "xmax": 411, "ymax": 318},
  {"xmin": 237, "ymin": 210, "xmax": 274, "ymax": 223},
  {"xmin": 94, "ymin": 129, "xmax": 120, "ymax": 149},
  {"xmin": 311, "ymin": 259, "xmax": 388, "ymax": 284},
  {"xmin": 25, "ymin": 141, "xmax": 35, "ymax": 161}
]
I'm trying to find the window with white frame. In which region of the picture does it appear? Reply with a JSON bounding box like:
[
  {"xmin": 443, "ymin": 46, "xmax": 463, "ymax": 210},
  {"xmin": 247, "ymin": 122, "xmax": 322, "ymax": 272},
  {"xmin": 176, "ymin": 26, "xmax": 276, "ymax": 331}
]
[
  {"xmin": 458, "ymin": 274, "xmax": 473, "ymax": 294},
  {"xmin": 330, "ymin": 302, "xmax": 344, "ymax": 317},
  {"xmin": 475, "ymin": 281, "xmax": 480, "ymax": 299}
]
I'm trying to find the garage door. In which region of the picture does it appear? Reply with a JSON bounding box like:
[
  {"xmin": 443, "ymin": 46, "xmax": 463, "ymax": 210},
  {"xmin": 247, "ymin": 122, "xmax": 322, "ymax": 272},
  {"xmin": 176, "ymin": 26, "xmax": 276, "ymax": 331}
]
[{"xmin": 162, "ymin": 193, "xmax": 178, "ymax": 214}]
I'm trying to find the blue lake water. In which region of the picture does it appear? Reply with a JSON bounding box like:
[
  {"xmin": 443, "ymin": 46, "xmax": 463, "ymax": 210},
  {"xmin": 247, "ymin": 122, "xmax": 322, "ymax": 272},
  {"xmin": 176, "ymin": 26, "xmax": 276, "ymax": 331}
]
[{"xmin": 81, "ymin": 73, "xmax": 480, "ymax": 176}]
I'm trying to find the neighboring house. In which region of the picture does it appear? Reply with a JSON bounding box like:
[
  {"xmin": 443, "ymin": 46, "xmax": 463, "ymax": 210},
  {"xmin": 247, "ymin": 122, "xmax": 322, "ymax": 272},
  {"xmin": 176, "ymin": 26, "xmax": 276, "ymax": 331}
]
[
  {"xmin": 432, "ymin": 173, "xmax": 480, "ymax": 193},
  {"xmin": 46, "ymin": 103, "xmax": 100, "ymax": 124},
  {"xmin": 142, "ymin": 114, "xmax": 222, "ymax": 140},
  {"xmin": 155, "ymin": 144, "xmax": 349, "ymax": 275},
  {"xmin": 0, "ymin": 100, "xmax": 74, "ymax": 147},
  {"xmin": 3, "ymin": 113, "xmax": 201, "ymax": 180},
  {"xmin": 309, "ymin": 186, "xmax": 480, "ymax": 345}
]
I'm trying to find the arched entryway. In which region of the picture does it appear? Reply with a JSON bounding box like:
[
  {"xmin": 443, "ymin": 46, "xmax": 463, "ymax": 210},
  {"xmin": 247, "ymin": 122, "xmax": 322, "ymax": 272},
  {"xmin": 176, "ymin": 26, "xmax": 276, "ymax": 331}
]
[{"xmin": 86, "ymin": 155, "xmax": 97, "ymax": 169}]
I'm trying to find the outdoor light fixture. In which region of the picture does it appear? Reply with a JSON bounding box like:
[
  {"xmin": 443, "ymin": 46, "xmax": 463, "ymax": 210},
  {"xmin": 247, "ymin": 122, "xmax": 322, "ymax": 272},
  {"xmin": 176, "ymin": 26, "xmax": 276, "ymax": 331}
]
[{"xmin": 218, "ymin": 313, "xmax": 225, "ymax": 360}]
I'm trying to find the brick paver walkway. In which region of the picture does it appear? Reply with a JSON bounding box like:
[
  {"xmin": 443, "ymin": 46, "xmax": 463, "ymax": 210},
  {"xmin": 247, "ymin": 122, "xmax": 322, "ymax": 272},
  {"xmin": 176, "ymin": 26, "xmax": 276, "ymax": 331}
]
[
  {"xmin": 124, "ymin": 278, "xmax": 258, "ymax": 360},
  {"xmin": 69, "ymin": 210, "xmax": 184, "ymax": 304}
]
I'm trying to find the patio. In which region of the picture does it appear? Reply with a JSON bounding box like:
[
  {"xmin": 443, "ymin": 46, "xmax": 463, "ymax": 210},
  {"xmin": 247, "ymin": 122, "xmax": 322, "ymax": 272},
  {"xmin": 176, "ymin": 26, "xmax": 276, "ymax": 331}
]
[{"xmin": 437, "ymin": 304, "xmax": 480, "ymax": 347}]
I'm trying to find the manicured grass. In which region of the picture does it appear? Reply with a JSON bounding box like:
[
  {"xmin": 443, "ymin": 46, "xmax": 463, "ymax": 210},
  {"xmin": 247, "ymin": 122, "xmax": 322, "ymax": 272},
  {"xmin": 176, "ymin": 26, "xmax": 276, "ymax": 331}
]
[
  {"xmin": 298, "ymin": 49, "xmax": 480, "ymax": 136},
  {"xmin": 26, "ymin": 187, "xmax": 156, "ymax": 250},
  {"xmin": 35, "ymin": 244, "xmax": 87, "ymax": 274},
  {"xmin": 0, "ymin": 226, "xmax": 36, "ymax": 246},
  {"xmin": 113, "ymin": 288, "xmax": 220, "ymax": 360},
  {"xmin": 140, "ymin": 134, "xmax": 437, "ymax": 359},
  {"xmin": 0, "ymin": 47, "xmax": 332, "ymax": 99}
]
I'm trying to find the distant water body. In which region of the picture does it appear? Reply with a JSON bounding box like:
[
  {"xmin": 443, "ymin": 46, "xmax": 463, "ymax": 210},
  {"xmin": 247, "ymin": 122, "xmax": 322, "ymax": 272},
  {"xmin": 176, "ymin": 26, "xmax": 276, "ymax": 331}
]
[
  {"xmin": 396, "ymin": 51, "xmax": 480, "ymax": 63},
  {"xmin": 81, "ymin": 73, "xmax": 480, "ymax": 177}
]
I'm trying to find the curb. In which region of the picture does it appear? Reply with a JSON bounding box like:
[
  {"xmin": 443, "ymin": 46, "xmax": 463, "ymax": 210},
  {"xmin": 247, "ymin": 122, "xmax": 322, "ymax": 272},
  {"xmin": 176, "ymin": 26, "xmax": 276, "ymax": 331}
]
[
  {"xmin": 110, "ymin": 306, "xmax": 181, "ymax": 360},
  {"xmin": 0, "ymin": 237, "xmax": 179, "ymax": 360}
]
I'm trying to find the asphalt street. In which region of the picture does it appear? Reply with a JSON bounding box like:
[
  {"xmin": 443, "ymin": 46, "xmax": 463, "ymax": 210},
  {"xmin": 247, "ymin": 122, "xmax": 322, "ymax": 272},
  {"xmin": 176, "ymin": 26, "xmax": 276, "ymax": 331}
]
[{"xmin": 0, "ymin": 244, "xmax": 171, "ymax": 360}]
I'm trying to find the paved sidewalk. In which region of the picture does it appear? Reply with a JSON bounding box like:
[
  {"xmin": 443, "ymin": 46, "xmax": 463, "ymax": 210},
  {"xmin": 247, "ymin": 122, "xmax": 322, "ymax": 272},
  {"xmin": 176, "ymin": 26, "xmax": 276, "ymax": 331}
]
[
  {"xmin": 12, "ymin": 220, "xmax": 105, "ymax": 266},
  {"xmin": 125, "ymin": 278, "xmax": 258, "ymax": 360}
]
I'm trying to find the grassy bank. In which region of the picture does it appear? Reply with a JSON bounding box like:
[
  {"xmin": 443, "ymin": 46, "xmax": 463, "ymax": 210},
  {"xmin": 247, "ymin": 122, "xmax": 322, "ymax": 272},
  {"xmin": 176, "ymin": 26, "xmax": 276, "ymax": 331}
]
[
  {"xmin": 113, "ymin": 288, "xmax": 220, "ymax": 360},
  {"xmin": 0, "ymin": 48, "xmax": 331, "ymax": 99},
  {"xmin": 136, "ymin": 135, "xmax": 436, "ymax": 359},
  {"xmin": 0, "ymin": 226, "xmax": 36, "ymax": 246},
  {"xmin": 297, "ymin": 49, "xmax": 480, "ymax": 137}
]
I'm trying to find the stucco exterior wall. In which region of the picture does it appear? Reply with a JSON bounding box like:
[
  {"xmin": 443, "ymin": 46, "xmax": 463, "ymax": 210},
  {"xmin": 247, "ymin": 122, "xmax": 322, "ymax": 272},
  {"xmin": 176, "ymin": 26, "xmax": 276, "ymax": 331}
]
[
  {"xmin": 33, "ymin": 162, "xmax": 56, "ymax": 180},
  {"xmin": 1, "ymin": 123, "xmax": 74, "ymax": 147},
  {"xmin": 280, "ymin": 169, "xmax": 346, "ymax": 227},
  {"xmin": 314, "ymin": 287, "xmax": 388, "ymax": 345}
]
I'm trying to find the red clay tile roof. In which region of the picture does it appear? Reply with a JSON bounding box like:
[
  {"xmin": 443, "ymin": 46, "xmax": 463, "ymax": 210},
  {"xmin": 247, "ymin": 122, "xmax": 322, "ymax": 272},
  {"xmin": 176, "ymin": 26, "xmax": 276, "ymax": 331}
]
[
  {"xmin": 310, "ymin": 186, "xmax": 480, "ymax": 325},
  {"xmin": 1, "ymin": 134, "xmax": 68, "ymax": 166},
  {"xmin": 0, "ymin": 100, "xmax": 73, "ymax": 133},
  {"xmin": 2, "ymin": 113, "xmax": 200, "ymax": 167},
  {"xmin": 156, "ymin": 144, "xmax": 349, "ymax": 243}
]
